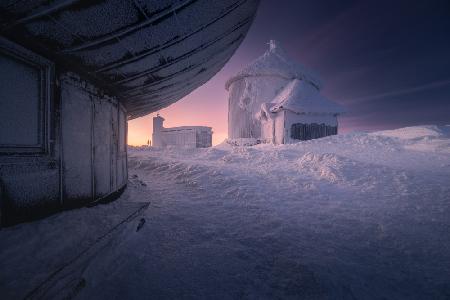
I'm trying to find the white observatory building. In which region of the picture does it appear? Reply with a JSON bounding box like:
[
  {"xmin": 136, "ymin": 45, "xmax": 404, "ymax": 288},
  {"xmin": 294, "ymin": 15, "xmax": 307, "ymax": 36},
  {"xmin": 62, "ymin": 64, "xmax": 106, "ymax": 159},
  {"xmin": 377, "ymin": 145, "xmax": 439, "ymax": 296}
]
[{"xmin": 152, "ymin": 115, "xmax": 212, "ymax": 148}]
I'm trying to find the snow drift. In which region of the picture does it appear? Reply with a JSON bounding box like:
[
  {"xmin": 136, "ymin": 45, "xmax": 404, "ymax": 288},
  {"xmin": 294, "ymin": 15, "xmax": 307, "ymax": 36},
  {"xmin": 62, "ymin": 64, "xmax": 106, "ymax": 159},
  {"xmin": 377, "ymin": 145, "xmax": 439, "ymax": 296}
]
[
  {"xmin": 1, "ymin": 125, "xmax": 449, "ymax": 299},
  {"xmin": 125, "ymin": 125, "xmax": 450, "ymax": 298}
]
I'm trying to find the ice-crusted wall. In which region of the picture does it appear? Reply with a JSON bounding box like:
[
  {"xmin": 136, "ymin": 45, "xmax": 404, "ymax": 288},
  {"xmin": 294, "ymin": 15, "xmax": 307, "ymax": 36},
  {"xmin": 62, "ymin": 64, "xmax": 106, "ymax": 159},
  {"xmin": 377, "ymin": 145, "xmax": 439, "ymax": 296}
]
[
  {"xmin": 61, "ymin": 74, "xmax": 128, "ymax": 206},
  {"xmin": 0, "ymin": 39, "xmax": 128, "ymax": 225},
  {"xmin": 260, "ymin": 110, "xmax": 286, "ymax": 144},
  {"xmin": 152, "ymin": 115, "xmax": 212, "ymax": 148},
  {"xmin": 161, "ymin": 130, "xmax": 197, "ymax": 148},
  {"xmin": 259, "ymin": 108, "xmax": 340, "ymax": 145},
  {"xmin": 228, "ymin": 76, "xmax": 289, "ymax": 139}
]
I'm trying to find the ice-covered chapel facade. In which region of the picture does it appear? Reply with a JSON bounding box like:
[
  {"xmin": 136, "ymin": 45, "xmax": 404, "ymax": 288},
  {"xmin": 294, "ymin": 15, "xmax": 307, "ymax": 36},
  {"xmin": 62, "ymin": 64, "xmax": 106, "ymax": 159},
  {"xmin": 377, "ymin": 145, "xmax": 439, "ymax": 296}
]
[{"xmin": 226, "ymin": 40, "xmax": 344, "ymax": 144}]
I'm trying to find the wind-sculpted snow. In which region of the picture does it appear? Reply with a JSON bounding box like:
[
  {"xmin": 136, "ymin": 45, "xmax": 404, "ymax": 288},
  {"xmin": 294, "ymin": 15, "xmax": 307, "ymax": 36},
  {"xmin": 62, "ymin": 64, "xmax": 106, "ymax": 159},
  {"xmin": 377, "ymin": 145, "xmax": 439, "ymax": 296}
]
[
  {"xmin": 125, "ymin": 125, "xmax": 450, "ymax": 298},
  {"xmin": 374, "ymin": 125, "xmax": 450, "ymax": 140},
  {"xmin": 2, "ymin": 126, "xmax": 448, "ymax": 299},
  {"xmin": 131, "ymin": 125, "xmax": 449, "ymax": 184},
  {"xmin": 129, "ymin": 126, "xmax": 450, "ymax": 208}
]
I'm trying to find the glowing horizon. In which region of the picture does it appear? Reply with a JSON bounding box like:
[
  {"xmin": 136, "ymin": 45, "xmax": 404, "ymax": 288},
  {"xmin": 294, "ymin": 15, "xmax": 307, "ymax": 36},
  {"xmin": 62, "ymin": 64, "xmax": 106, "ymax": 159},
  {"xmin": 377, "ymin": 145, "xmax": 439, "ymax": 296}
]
[{"xmin": 127, "ymin": 69, "xmax": 231, "ymax": 146}]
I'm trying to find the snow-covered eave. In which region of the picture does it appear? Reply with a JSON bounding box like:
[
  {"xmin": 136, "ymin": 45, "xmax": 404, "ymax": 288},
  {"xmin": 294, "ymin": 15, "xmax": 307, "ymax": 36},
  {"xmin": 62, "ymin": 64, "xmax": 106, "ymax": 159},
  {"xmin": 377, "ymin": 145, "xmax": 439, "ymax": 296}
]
[
  {"xmin": 270, "ymin": 106, "xmax": 345, "ymax": 116},
  {"xmin": 161, "ymin": 126, "xmax": 212, "ymax": 132},
  {"xmin": 256, "ymin": 102, "xmax": 277, "ymax": 120},
  {"xmin": 225, "ymin": 73, "xmax": 321, "ymax": 91}
]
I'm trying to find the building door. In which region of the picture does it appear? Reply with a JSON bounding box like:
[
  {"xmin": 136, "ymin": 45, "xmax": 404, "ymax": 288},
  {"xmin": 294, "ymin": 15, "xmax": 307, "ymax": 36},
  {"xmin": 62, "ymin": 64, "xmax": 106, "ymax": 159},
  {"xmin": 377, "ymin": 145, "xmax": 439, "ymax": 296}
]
[
  {"xmin": 93, "ymin": 98, "xmax": 112, "ymax": 198},
  {"xmin": 61, "ymin": 84, "xmax": 93, "ymax": 202}
]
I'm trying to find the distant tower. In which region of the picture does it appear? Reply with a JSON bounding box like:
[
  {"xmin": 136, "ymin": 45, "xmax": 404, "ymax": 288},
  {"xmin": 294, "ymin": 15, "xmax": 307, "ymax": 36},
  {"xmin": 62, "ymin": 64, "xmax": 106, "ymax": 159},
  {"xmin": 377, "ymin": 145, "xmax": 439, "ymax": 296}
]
[{"xmin": 152, "ymin": 114, "xmax": 165, "ymax": 147}]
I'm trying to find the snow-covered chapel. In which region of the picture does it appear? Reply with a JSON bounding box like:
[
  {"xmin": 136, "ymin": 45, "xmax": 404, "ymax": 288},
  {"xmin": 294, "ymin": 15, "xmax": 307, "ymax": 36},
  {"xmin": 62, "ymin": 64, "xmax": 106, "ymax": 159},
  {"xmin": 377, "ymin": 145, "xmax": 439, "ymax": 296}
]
[{"xmin": 226, "ymin": 40, "xmax": 344, "ymax": 144}]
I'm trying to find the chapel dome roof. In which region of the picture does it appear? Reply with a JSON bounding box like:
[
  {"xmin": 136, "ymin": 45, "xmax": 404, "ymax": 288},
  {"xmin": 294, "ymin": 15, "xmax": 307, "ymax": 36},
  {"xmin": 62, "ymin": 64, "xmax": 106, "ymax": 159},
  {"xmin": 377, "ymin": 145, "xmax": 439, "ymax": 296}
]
[{"xmin": 225, "ymin": 40, "xmax": 322, "ymax": 90}]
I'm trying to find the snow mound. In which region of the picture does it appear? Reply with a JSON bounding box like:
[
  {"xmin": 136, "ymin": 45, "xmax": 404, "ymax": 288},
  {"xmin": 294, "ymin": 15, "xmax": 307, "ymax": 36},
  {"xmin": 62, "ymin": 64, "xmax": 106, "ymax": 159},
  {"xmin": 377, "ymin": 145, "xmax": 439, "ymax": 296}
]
[
  {"xmin": 371, "ymin": 125, "xmax": 450, "ymax": 154},
  {"xmin": 294, "ymin": 152, "xmax": 411, "ymax": 195},
  {"xmin": 297, "ymin": 152, "xmax": 371, "ymax": 182},
  {"xmin": 224, "ymin": 138, "xmax": 260, "ymax": 147},
  {"xmin": 372, "ymin": 125, "xmax": 450, "ymax": 140},
  {"xmin": 129, "ymin": 125, "xmax": 450, "ymax": 196}
]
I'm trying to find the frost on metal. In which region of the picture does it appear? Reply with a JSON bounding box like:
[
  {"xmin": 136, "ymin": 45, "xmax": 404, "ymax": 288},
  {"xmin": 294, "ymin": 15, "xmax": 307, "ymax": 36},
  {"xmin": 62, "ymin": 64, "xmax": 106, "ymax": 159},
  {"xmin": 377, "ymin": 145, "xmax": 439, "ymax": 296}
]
[
  {"xmin": 227, "ymin": 40, "xmax": 344, "ymax": 143},
  {"xmin": 0, "ymin": 0, "xmax": 260, "ymax": 119}
]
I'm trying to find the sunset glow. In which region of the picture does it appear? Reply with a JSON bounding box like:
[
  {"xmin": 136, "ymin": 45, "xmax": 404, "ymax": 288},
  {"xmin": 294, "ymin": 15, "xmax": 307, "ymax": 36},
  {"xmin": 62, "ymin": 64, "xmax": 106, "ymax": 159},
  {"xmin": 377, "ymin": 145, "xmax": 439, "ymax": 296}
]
[
  {"xmin": 128, "ymin": 1, "xmax": 450, "ymax": 146},
  {"xmin": 127, "ymin": 42, "xmax": 249, "ymax": 146},
  {"xmin": 127, "ymin": 72, "xmax": 230, "ymax": 146}
]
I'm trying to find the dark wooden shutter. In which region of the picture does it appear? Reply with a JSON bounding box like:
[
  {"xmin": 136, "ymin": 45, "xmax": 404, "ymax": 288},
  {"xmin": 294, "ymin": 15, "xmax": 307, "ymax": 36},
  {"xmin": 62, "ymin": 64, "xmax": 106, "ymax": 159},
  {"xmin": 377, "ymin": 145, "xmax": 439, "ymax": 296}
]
[{"xmin": 291, "ymin": 123, "xmax": 338, "ymax": 141}]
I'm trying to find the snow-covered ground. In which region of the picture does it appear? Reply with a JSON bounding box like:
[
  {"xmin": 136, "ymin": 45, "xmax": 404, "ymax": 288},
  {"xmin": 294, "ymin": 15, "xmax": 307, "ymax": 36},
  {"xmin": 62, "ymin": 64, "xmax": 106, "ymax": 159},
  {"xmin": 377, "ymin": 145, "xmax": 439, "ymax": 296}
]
[{"xmin": 1, "ymin": 125, "xmax": 450, "ymax": 299}]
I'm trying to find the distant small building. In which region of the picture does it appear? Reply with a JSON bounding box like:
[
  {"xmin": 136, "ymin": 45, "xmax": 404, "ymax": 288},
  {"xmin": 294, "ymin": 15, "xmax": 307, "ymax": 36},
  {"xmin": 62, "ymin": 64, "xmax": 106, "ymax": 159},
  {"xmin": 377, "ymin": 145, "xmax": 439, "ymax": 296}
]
[
  {"xmin": 152, "ymin": 115, "xmax": 212, "ymax": 148},
  {"xmin": 258, "ymin": 79, "xmax": 345, "ymax": 144}
]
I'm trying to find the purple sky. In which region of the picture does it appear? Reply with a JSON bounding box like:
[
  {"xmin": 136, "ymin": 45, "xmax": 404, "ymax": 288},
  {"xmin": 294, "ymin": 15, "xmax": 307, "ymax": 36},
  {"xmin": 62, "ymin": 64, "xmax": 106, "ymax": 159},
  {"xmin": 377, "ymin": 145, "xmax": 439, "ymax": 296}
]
[{"xmin": 128, "ymin": 0, "xmax": 450, "ymax": 145}]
